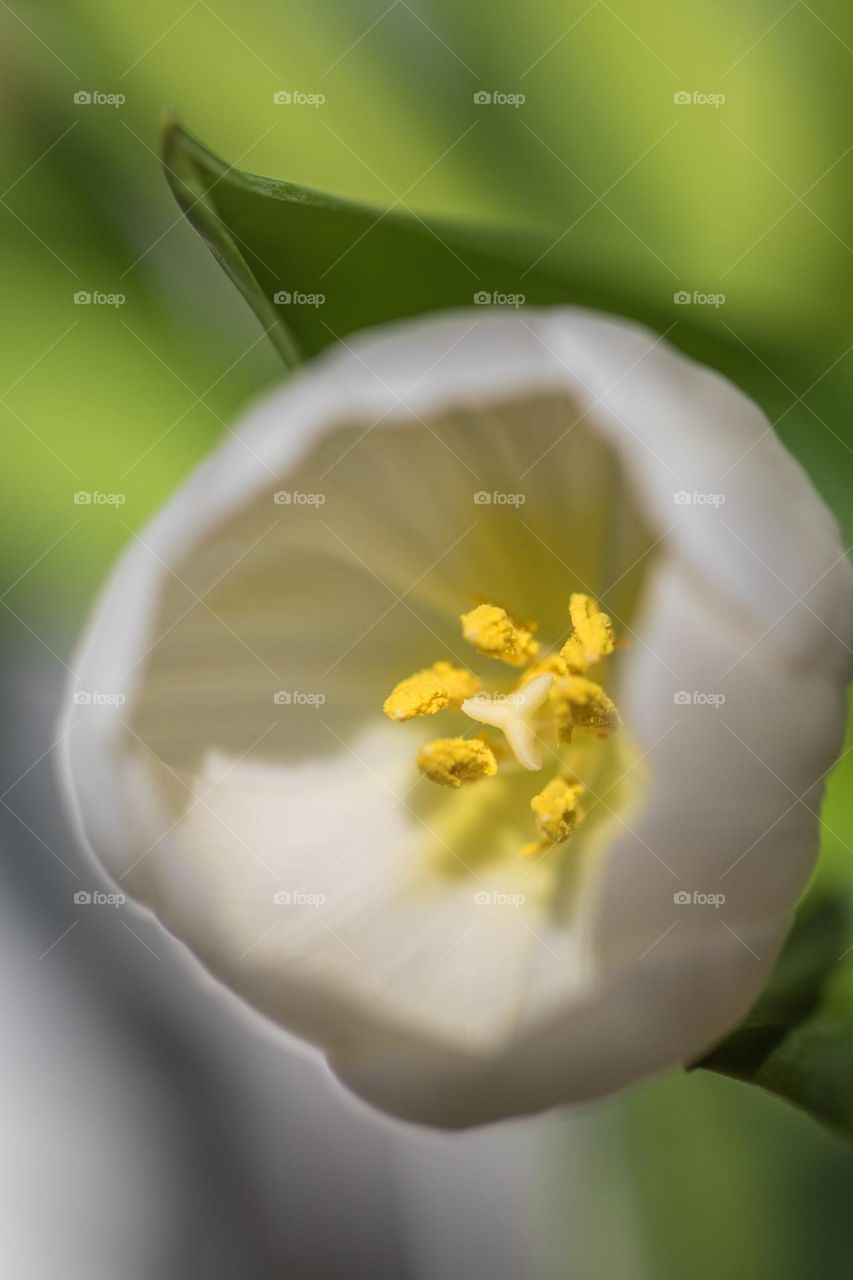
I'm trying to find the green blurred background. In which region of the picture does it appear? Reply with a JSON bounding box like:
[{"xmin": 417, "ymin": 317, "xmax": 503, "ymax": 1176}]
[{"xmin": 3, "ymin": 1, "xmax": 853, "ymax": 1275}]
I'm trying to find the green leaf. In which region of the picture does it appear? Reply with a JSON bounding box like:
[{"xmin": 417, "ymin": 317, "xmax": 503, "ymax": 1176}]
[
  {"xmin": 694, "ymin": 895, "xmax": 853, "ymax": 1139},
  {"xmin": 165, "ymin": 122, "xmax": 853, "ymax": 551},
  {"xmin": 161, "ymin": 118, "xmax": 724, "ymax": 372}
]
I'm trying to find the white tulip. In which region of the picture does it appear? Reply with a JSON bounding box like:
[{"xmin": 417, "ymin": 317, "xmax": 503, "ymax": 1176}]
[{"xmin": 60, "ymin": 309, "xmax": 852, "ymax": 1127}]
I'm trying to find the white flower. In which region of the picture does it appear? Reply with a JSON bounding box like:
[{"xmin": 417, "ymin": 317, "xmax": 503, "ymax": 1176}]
[{"xmin": 60, "ymin": 309, "xmax": 852, "ymax": 1128}]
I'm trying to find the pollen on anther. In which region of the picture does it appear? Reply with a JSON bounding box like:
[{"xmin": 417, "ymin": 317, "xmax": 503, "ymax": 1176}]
[
  {"xmin": 417, "ymin": 737, "xmax": 498, "ymax": 788},
  {"xmin": 383, "ymin": 662, "xmax": 480, "ymax": 722},
  {"xmin": 561, "ymin": 594, "xmax": 615, "ymax": 672},
  {"xmin": 553, "ymin": 675, "xmax": 621, "ymax": 744},
  {"xmin": 528, "ymin": 776, "xmax": 585, "ymax": 848},
  {"xmin": 460, "ymin": 603, "xmax": 539, "ymax": 667}
]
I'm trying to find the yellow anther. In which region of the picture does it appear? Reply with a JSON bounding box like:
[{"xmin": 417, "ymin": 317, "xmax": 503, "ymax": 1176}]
[
  {"xmin": 529, "ymin": 776, "xmax": 585, "ymax": 847},
  {"xmin": 384, "ymin": 593, "xmax": 620, "ymax": 854},
  {"xmin": 561, "ymin": 593, "xmax": 615, "ymax": 672},
  {"xmin": 383, "ymin": 662, "xmax": 480, "ymax": 722},
  {"xmin": 552, "ymin": 675, "xmax": 621, "ymax": 744},
  {"xmin": 431, "ymin": 661, "xmax": 482, "ymax": 706},
  {"xmin": 460, "ymin": 604, "xmax": 539, "ymax": 667},
  {"xmin": 417, "ymin": 737, "xmax": 498, "ymax": 788}
]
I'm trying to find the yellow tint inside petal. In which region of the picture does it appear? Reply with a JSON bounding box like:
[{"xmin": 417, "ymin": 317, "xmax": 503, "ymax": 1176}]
[{"xmin": 386, "ymin": 591, "xmax": 630, "ymax": 880}]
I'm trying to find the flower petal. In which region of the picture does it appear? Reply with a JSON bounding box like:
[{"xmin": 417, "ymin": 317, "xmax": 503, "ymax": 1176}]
[{"xmin": 61, "ymin": 308, "xmax": 852, "ymax": 1126}]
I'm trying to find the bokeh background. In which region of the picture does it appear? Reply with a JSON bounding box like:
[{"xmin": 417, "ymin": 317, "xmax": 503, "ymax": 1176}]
[{"xmin": 2, "ymin": 1, "xmax": 853, "ymax": 1276}]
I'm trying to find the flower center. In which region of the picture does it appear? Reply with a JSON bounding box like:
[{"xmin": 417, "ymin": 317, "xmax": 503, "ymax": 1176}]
[{"xmin": 383, "ymin": 594, "xmax": 622, "ymax": 858}]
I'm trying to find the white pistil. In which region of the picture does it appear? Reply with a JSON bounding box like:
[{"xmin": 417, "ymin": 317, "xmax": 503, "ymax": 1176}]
[{"xmin": 461, "ymin": 673, "xmax": 553, "ymax": 771}]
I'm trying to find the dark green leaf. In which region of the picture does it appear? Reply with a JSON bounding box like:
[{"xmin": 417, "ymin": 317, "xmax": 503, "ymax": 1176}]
[
  {"xmin": 695, "ymin": 895, "xmax": 853, "ymax": 1139},
  {"xmin": 161, "ymin": 119, "xmax": 727, "ymax": 372},
  {"xmin": 165, "ymin": 121, "xmax": 853, "ymax": 546}
]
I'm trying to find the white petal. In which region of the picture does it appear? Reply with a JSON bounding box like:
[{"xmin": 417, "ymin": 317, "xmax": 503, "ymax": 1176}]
[
  {"xmin": 586, "ymin": 555, "xmax": 849, "ymax": 966},
  {"xmin": 542, "ymin": 310, "xmax": 853, "ymax": 677},
  {"xmin": 61, "ymin": 308, "xmax": 852, "ymax": 1126}
]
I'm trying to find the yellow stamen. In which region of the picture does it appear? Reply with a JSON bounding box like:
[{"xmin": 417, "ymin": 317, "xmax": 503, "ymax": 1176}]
[
  {"xmin": 529, "ymin": 776, "xmax": 585, "ymax": 847},
  {"xmin": 460, "ymin": 604, "xmax": 539, "ymax": 667},
  {"xmin": 552, "ymin": 675, "xmax": 620, "ymax": 744},
  {"xmin": 383, "ymin": 661, "xmax": 480, "ymax": 722},
  {"xmin": 383, "ymin": 593, "xmax": 619, "ymax": 853},
  {"xmin": 561, "ymin": 593, "xmax": 615, "ymax": 672},
  {"xmin": 417, "ymin": 737, "xmax": 498, "ymax": 788}
]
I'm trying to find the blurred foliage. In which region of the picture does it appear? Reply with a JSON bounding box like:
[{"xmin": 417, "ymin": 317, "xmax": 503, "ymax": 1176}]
[{"xmin": 2, "ymin": 0, "xmax": 853, "ymax": 1274}]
